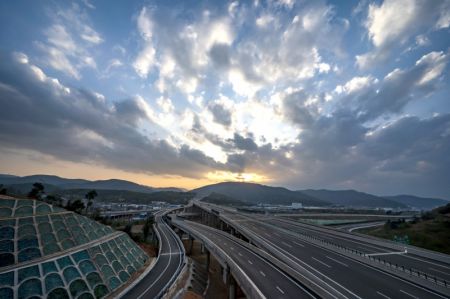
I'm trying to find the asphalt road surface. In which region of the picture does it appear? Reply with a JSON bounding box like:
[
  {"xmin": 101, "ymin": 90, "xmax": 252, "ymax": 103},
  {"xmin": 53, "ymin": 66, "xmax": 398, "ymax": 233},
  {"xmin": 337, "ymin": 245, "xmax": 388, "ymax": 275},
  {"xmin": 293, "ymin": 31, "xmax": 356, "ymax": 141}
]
[
  {"xmin": 267, "ymin": 217, "xmax": 450, "ymax": 282},
  {"xmin": 122, "ymin": 214, "xmax": 184, "ymax": 299},
  {"xmin": 178, "ymin": 219, "xmax": 317, "ymax": 299},
  {"xmin": 218, "ymin": 211, "xmax": 449, "ymax": 299}
]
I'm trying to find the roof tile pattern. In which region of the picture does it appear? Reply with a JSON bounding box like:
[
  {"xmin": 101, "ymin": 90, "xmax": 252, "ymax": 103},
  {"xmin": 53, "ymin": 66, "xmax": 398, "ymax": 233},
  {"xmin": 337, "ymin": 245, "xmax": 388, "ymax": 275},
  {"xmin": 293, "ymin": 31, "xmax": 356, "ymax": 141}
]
[{"xmin": 0, "ymin": 198, "xmax": 148, "ymax": 299}]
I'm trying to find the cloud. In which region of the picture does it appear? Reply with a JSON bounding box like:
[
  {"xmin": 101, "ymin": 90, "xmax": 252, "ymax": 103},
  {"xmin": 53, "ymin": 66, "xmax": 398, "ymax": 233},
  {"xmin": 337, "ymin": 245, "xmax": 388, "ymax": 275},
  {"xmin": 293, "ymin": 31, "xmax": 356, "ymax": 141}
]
[
  {"xmin": 357, "ymin": 0, "xmax": 449, "ymax": 69},
  {"xmin": 0, "ymin": 51, "xmax": 225, "ymax": 178},
  {"xmin": 230, "ymin": 133, "xmax": 258, "ymax": 151},
  {"xmin": 207, "ymin": 100, "xmax": 233, "ymax": 127},
  {"xmin": 36, "ymin": 4, "xmax": 103, "ymax": 79},
  {"xmin": 352, "ymin": 51, "xmax": 449, "ymax": 121}
]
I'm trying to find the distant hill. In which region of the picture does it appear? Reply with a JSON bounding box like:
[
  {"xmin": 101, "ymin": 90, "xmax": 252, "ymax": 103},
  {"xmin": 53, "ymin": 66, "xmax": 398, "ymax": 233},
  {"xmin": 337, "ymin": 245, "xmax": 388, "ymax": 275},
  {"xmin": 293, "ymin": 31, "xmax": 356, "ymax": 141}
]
[
  {"xmin": 383, "ymin": 195, "xmax": 449, "ymax": 210},
  {"xmin": 0, "ymin": 174, "xmax": 183, "ymax": 193},
  {"xmin": 58, "ymin": 189, "xmax": 194, "ymax": 205},
  {"xmin": 201, "ymin": 192, "xmax": 249, "ymax": 206},
  {"xmin": 299, "ymin": 189, "xmax": 407, "ymax": 209},
  {"xmin": 192, "ymin": 182, "xmax": 328, "ymax": 206}
]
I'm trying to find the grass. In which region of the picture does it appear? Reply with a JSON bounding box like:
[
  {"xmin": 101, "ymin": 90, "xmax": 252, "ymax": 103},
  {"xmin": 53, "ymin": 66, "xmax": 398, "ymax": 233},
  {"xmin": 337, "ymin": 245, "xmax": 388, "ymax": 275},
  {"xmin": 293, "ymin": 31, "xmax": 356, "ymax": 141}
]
[{"xmin": 359, "ymin": 215, "xmax": 450, "ymax": 254}]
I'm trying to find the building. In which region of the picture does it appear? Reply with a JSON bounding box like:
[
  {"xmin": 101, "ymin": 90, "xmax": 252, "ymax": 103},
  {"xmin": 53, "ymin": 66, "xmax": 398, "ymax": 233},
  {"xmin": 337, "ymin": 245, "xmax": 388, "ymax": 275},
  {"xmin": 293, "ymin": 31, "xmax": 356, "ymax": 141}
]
[{"xmin": 0, "ymin": 195, "xmax": 148, "ymax": 299}]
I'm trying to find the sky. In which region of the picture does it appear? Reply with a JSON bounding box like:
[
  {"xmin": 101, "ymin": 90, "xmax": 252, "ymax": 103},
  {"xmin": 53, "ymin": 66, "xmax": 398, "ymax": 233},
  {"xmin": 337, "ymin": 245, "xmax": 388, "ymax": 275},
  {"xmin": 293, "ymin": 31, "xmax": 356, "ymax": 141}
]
[{"xmin": 0, "ymin": 0, "xmax": 449, "ymax": 198}]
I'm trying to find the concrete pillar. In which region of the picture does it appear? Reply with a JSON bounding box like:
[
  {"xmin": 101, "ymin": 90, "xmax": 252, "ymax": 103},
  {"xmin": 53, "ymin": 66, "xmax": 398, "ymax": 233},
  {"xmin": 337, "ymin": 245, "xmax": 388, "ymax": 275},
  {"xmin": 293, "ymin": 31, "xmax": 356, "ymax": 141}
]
[
  {"xmin": 205, "ymin": 249, "xmax": 210, "ymax": 272},
  {"xmin": 222, "ymin": 264, "xmax": 229, "ymax": 284},
  {"xmin": 201, "ymin": 243, "xmax": 205, "ymax": 254},
  {"xmin": 220, "ymin": 221, "xmax": 224, "ymax": 231},
  {"xmin": 227, "ymin": 273, "xmax": 236, "ymax": 299},
  {"xmin": 188, "ymin": 236, "xmax": 194, "ymax": 255}
]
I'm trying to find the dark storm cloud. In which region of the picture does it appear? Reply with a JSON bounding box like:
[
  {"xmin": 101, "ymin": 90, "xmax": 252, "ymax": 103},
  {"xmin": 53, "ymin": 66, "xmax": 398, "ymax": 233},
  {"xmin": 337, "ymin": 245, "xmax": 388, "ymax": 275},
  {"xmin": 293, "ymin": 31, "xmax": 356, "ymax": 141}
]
[
  {"xmin": 281, "ymin": 89, "xmax": 317, "ymax": 127},
  {"xmin": 347, "ymin": 51, "xmax": 449, "ymax": 121},
  {"xmin": 230, "ymin": 133, "xmax": 258, "ymax": 152},
  {"xmin": 208, "ymin": 43, "xmax": 231, "ymax": 69},
  {"xmin": 0, "ymin": 52, "xmax": 223, "ymax": 177},
  {"xmin": 207, "ymin": 101, "xmax": 232, "ymax": 127}
]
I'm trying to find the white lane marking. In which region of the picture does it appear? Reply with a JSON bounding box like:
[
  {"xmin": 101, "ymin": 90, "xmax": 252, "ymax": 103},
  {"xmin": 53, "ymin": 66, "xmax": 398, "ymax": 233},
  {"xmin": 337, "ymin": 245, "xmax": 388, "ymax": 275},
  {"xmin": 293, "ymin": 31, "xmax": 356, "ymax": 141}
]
[
  {"xmin": 281, "ymin": 241, "xmax": 293, "ymax": 248},
  {"xmin": 312, "ymin": 257, "xmax": 332, "ymax": 268},
  {"xmin": 230, "ymin": 246, "xmax": 234, "ymax": 250},
  {"xmin": 428, "ymin": 267, "xmax": 450, "ymax": 276},
  {"xmin": 293, "ymin": 241, "xmax": 305, "ymax": 247},
  {"xmin": 159, "ymin": 252, "xmax": 183, "ymax": 256},
  {"xmin": 403, "ymin": 254, "xmax": 450, "ymax": 270},
  {"xmin": 365, "ymin": 250, "xmax": 406, "ymax": 257},
  {"xmin": 376, "ymin": 291, "xmax": 391, "ymax": 299},
  {"xmin": 400, "ymin": 290, "xmax": 419, "ymax": 299},
  {"xmin": 265, "ymin": 233, "xmax": 271, "ymax": 237},
  {"xmin": 259, "ymin": 270, "xmax": 266, "ymax": 277},
  {"xmin": 238, "ymin": 252, "xmax": 243, "ymax": 256},
  {"xmin": 326, "ymin": 256, "xmax": 348, "ymax": 267},
  {"xmin": 248, "ymin": 260, "xmax": 253, "ymax": 265},
  {"xmin": 137, "ymin": 223, "xmax": 173, "ymax": 299},
  {"xmin": 276, "ymin": 286, "xmax": 285, "ymax": 294}
]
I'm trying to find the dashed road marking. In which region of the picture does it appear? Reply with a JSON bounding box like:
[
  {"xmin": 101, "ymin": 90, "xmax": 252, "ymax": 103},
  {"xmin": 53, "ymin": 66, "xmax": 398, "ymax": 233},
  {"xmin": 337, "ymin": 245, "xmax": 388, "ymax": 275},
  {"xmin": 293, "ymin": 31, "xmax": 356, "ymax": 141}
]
[
  {"xmin": 325, "ymin": 256, "xmax": 348, "ymax": 267},
  {"xmin": 259, "ymin": 270, "xmax": 266, "ymax": 277},
  {"xmin": 400, "ymin": 290, "xmax": 419, "ymax": 299},
  {"xmin": 276, "ymin": 286, "xmax": 285, "ymax": 294},
  {"xmin": 248, "ymin": 260, "xmax": 253, "ymax": 265},
  {"xmin": 293, "ymin": 241, "xmax": 305, "ymax": 247},
  {"xmin": 281, "ymin": 241, "xmax": 293, "ymax": 248},
  {"xmin": 376, "ymin": 291, "xmax": 391, "ymax": 299},
  {"xmin": 312, "ymin": 257, "xmax": 331, "ymax": 268}
]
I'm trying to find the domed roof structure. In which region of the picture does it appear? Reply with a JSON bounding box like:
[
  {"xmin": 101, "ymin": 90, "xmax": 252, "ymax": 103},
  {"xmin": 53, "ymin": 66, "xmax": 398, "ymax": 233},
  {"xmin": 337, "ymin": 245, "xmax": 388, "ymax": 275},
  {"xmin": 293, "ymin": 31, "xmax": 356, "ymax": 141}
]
[{"xmin": 0, "ymin": 196, "xmax": 148, "ymax": 299}]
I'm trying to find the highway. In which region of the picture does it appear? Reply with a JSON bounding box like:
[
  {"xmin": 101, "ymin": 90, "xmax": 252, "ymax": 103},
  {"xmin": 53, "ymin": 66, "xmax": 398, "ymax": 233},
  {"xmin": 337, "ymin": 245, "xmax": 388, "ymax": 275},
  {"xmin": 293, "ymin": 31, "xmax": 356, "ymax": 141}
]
[
  {"xmin": 173, "ymin": 219, "xmax": 317, "ymax": 299},
  {"xmin": 267, "ymin": 217, "xmax": 450, "ymax": 281},
  {"xmin": 198, "ymin": 204, "xmax": 449, "ymax": 299},
  {"xmin": 121, "ymin": 211, "xmax": 185, "ymax": 299}
]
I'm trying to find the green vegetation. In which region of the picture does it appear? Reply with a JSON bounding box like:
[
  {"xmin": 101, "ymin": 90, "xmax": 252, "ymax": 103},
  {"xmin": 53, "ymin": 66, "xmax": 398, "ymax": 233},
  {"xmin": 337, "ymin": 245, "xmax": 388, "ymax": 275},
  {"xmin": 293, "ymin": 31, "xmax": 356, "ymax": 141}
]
[
  {"xmin": 201, "ymin": 192, "xmax": 249, "ymax": 206},
  {"xmin": 84, "ymin": 190, "xmax": 98, "ymax": 213},
  {"xmin": 59, "ymin": 189, "xmax": 194, "ymax": 205},
  {"xmin": 360, "ymin": 203, "xmax": 450, "ymax": 254},
  {"xmin": 27, "ymin": 182, "xmax": 45, "ymax": 199},
  {"xmin": 0, "ymin": 184, "xmax": 7, "ymax": 195}
]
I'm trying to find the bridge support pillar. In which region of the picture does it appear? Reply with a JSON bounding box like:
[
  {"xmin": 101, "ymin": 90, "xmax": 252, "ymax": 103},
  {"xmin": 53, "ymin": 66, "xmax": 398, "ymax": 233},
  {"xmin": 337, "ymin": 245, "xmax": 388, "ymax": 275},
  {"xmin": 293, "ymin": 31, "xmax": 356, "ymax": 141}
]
[
  {"xmin": 205, "ymin": 249, "xmax": 210, "ymax": 272},
  {"xmin": 222, "ymin": 264, "xmax": 229, "ymax": 284},
  {"xmin": 188, "ymin": 236, "xmax": 194, "ymax": 255},
  {"xmin": 227, "ymin": 274, "xmax": 236, "ymax": 299}
]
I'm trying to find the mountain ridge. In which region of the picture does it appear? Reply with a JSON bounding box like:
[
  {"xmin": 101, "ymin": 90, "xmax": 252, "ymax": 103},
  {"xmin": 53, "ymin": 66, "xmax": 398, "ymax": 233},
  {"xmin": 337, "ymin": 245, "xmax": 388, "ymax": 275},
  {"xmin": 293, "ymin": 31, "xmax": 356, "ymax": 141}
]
[{"xmin": 0, "ymin": 174, "xmax": 183, "ymax": 193}]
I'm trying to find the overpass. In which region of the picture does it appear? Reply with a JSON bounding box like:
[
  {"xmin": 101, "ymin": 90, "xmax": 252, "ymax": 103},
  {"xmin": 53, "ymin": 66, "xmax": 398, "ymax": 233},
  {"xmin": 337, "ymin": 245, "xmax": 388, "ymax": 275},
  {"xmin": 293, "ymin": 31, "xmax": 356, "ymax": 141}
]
[
  {"xmin": 187, "ymin": 202, "xmax": 450, "ymax": 299},
  {"xmin": 120, "ymin": 209, "xmax": 185, "ymax": 299},
  {"xmin": 172, "ymin": 218, "xmax": 323, "ymax": 299}
]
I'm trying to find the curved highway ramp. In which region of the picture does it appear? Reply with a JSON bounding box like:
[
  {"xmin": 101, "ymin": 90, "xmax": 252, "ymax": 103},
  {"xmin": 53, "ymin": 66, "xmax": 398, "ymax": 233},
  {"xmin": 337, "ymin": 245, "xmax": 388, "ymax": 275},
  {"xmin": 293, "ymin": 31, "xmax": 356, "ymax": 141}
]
[
  {"xmin": 173, "ymin": 218, "xmax": 320, "ymax": 299},
  {"xmin": 120, "ymin": 211, "xmax": 185, "ymax": 299}
]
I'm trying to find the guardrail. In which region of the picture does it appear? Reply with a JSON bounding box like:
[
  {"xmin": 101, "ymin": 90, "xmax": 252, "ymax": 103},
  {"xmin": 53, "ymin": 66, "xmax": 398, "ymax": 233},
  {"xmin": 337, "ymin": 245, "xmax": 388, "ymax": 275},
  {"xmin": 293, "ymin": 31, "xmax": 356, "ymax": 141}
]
[
  {"xmin": 172, "ymin": 219, "xmax": 266, "ymax": 299},
  {"xmin": 278, "ymin": 217, "xmax": 450, "ymax": 264},
  {"xmin": 297, "ymin": 231, "xmax": 450, "ymax": 289}
]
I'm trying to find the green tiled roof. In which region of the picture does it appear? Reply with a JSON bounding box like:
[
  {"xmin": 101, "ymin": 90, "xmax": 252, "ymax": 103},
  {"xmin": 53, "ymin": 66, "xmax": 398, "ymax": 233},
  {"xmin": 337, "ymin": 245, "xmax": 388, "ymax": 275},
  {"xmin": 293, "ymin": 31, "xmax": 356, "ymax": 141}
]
[{"xmin": 0, "ymin": 197, "xmax": 148, "ymax": 299}]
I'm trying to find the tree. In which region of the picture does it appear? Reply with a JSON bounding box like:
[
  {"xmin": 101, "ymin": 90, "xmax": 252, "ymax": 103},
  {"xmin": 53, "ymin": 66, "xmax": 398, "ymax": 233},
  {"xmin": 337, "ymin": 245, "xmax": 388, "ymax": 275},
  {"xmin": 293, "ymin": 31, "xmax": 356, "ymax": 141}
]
[
  {"xmin": 28, "ymin": 182, "xmax": 44, "ymax": 199},
  {"xmin": 66, "ymin": 199, "xmax": 85, "ymax": 214},
  {"xmin": 85, "ymin": 190, "xmax": 98, "ymax": 214},
  {"xmin": 0, "ymin": 184, "xmax": 6, "ymax": 195},
  {"xmin": 143, "ymin": 217, "xmax": 154, "ymax": 242}
]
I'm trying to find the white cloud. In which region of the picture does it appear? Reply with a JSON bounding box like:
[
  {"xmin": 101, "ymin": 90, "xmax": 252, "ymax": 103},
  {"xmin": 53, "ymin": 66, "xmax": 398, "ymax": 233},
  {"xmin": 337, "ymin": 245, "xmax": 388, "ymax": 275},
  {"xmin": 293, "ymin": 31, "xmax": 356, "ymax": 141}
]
[
  {"xmin": 256, "ymin": 14, "xmax": 275, "ymax": 27},
  {"xmin": 415, "ymin": 51, "xmax": 448, "ymax": 85},
  {"xmin": 36, "ymin": 5, "xmax": 103, "ymax": 79},
  {"xmin": 133, "ymin": 7, "xmax": 156, "ymax": 78},
  {"xmin": 357, "ymin": 0, "xmax": 449, "ymax": 69},
  {"xmin": 335, "ymin": 76, "xmax": 377, "ymax": 94},
  {"xmin": 133, "ymin": 44, "xmax": 156, "ymax": 78}
]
